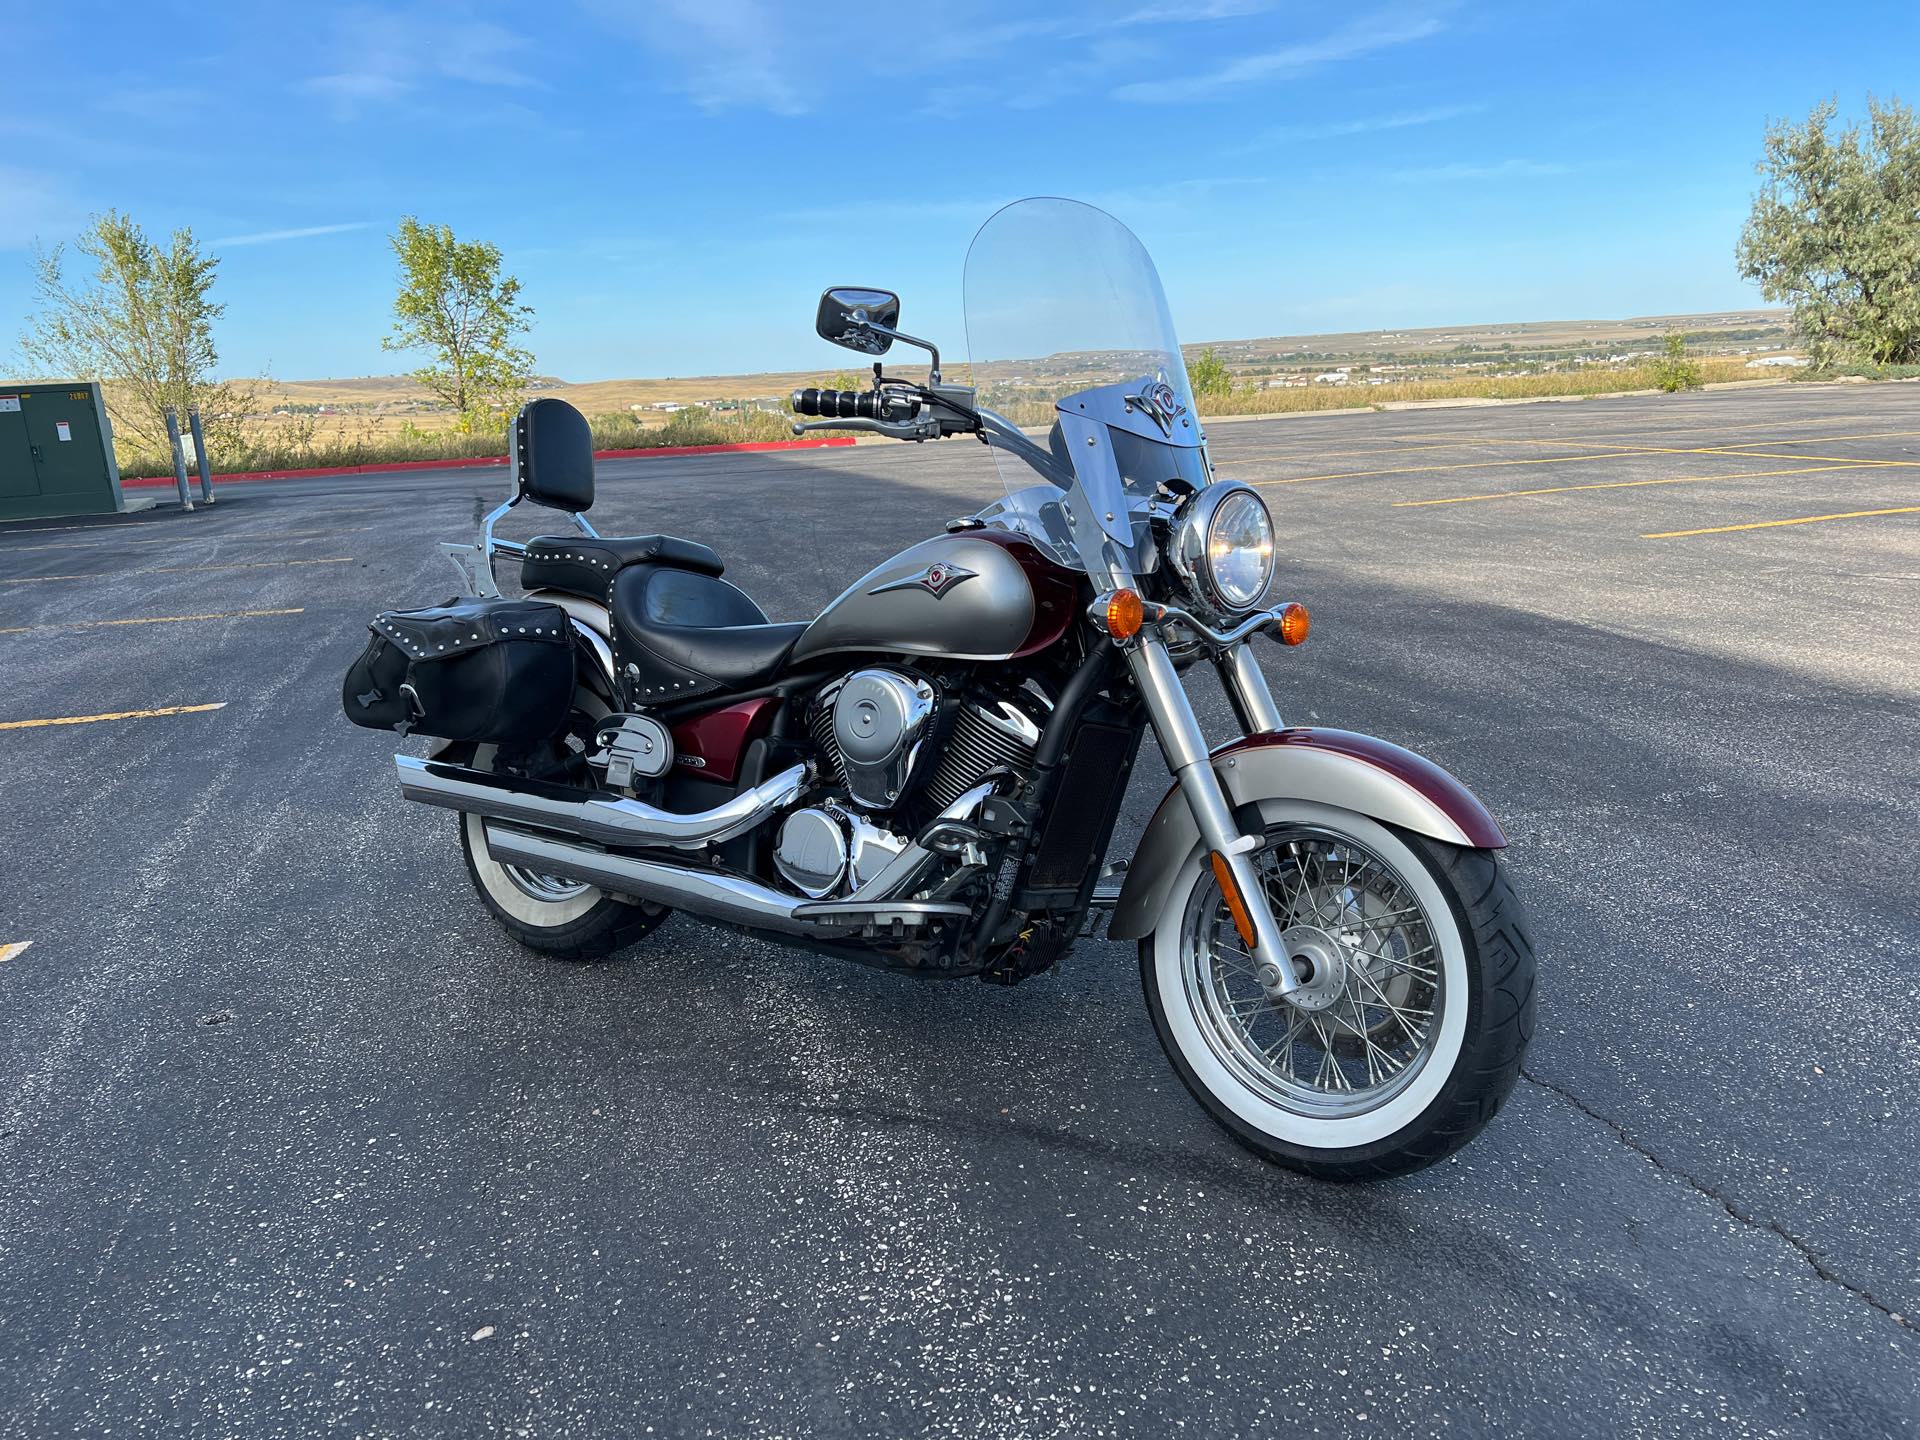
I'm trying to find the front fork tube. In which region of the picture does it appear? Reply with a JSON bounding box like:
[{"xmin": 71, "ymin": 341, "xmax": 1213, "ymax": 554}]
[
  {"xmin": 1215, "ymin": 639, "xmax": 1284, "ymax": 734},
  {"xmin": 1127, "ymin": 634, "xmax": 1301, "ymax": 999}
]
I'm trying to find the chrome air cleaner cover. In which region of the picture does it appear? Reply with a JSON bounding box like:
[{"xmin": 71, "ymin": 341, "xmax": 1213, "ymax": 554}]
[{"xmin": 832, "ymin": 669, "xmax": 936, "ymax": 810}]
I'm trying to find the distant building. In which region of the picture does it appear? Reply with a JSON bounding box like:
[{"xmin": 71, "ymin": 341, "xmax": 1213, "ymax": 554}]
[{"xmin": 1746, "ymin": 355, "xmax": 1809, "ymax": 368}]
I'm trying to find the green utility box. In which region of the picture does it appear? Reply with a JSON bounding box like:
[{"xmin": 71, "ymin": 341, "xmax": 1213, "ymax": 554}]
[{"xmin": 0, "ymin": 381, "xmax": 124, "ymax": 521}]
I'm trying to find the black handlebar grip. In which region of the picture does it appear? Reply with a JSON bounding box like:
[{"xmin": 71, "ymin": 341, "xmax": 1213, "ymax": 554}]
[{"xmin": 791, "ymin": 388, "xmax": 884, "ymax": 419}]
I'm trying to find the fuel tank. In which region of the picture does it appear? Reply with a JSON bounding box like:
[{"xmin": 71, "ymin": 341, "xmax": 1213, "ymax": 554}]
[{"xmin": 791, "ymin": 529, "xmax": 1079, "ymax": 665}]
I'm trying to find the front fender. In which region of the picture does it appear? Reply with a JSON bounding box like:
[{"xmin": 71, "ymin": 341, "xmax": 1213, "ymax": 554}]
[{"xmin": 1108, "ymin": 728, "xmax": 1507, "ymax": 941}]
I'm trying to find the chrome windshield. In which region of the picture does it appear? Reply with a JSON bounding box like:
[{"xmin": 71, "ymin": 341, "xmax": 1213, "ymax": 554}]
[{"xmin": 963, "ymin": 197, "xmax": 1212, "ymax": 581}]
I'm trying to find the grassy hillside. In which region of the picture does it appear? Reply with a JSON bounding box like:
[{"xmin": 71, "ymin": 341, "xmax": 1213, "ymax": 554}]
[{"xmin": 116, "ymin": 309, "xmax": 1800, "ymax": 476}]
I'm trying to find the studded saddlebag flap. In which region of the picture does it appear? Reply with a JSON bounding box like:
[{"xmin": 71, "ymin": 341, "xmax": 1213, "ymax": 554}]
[{"xmin": 341, "ymin": 597, "xmax": 576, "ymax": 745}]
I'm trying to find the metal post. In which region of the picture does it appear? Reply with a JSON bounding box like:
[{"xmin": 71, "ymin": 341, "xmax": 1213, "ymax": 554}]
[
  {"xmin": 163, "ymin": 406, "xmax": 194, "ymax": 511},
  {"xmin": 186, "ymin": 406, "xmax": 214, "ymax": 504}
]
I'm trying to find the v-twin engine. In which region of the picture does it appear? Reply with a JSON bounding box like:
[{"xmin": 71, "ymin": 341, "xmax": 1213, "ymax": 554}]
[
  {"xmin": 784, "ymin": 670, "xmax": 1049, "ymax": 902},
  {"xmin": 808, "ymin": 670, "xmax": 1048, "ymax": 818}
]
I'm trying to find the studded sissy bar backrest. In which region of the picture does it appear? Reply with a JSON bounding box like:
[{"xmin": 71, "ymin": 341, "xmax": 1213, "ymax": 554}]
[{"xmin": 514, "ymin": 399, "xmax": 595, "ymax": 513}]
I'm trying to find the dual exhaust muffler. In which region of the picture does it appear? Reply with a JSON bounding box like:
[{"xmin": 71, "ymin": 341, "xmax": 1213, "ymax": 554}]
[{"xmin": 391, "ymin": 755, "xmax": 967, "ymax": 935}]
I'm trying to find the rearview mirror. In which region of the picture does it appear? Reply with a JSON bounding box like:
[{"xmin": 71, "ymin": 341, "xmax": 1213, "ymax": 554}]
[{"xmin": 816, "ymin": 287, "xmax": 900, "ymax": 355}]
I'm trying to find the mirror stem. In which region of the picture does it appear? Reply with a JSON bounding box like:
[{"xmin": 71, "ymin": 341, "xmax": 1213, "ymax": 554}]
[{"xmin": 864, "ymin": 322, "xmax": 941, "ymax": 384}]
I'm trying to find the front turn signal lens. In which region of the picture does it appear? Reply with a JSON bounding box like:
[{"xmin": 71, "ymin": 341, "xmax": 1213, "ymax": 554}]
[
  {"xmin": 1103, "ymin": 588, "xmax": 1145, "ymax": 640},
  {"xmin": 1276, "ymin": 602, "xmax": 1310, "ymax": 646},
  {"xmin": 1210, "ymin": 852, "xmax": 1258, "ymax": 948}
]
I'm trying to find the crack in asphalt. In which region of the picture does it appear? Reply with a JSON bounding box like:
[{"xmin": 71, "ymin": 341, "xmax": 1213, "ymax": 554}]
[{"xmin": 1521, "ymin": 1068, "xmax": 1914, "ymax": 1333}]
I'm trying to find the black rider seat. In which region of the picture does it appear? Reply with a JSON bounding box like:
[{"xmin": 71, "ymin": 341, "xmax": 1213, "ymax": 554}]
[
  {"xmin": 521, "ymin": 534, "xmax": 723, "ymax": 604},
  {"xmin": 610, "ymin": 563, "xmax": 806, "ymax": 703}
]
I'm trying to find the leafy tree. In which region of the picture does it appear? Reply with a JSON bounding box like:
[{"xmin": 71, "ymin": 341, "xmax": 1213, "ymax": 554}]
[
  {"xmin": 18, "ymin": 211, "xmax": 251, "ymax": 452},
  {"xmin": 1737, "ymin": 96, "xmax": 1920, "ymax": 367},
  {"xmin": 383, "ymin": 217, "xmax": 534, "ymax": 431},
  {"xmin": 1651, "ymin": 332, "xmax": 1701, "ymax": 392},
  {"xmin": 1188, "ymin": 346, "xmax": 1235, "ymax": 402}
]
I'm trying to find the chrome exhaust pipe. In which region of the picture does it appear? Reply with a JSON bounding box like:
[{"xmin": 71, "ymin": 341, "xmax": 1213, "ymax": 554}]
[
  {"xmin": 482, "ymin": 823, "xmax": 971, "ymax": 936},
  {"xmin": 393, "ymin": 754, "xmax": 809, "ymax": 850},
  {"xmin": 483, "ymin": 822, "xmax": 814, "ymax": 932}
]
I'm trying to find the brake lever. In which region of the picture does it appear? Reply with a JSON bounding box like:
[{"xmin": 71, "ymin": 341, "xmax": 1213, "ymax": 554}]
[{"xmin": 790, "ymin": 415, "xmax": 940, "ymax": 441}]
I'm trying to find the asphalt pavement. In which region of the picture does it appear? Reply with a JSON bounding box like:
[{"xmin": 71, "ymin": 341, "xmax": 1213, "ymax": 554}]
[{"xmin": 1, "ymin": 380, "xmax": 1916, "ymax": 1437}]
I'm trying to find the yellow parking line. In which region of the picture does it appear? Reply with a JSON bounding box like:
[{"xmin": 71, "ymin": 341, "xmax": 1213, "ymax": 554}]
[
  {"xmin": 20, "ymin": 526, "xmax": 370, "ymax": 552},
  {"xmin": 1644, "ymin": 506, "xmax": 1920, "ymax": 539},
  {"xmin": 0, "ymin": 607, "xmax": 304, "ymax": 636},
  {"xmin": 1259, "ymin": 446, "xmax": 1693, "ymax": 485},
  {"xmin": 1394, "ymin": 462, "xmax": 1916, "ymax": 507},
  {"xmin": 0, "ymin": 557, "xmax": 352, "ymax": 585},
  {"xmin": 1713, "ymin": 428, "xmax": 1920, "ymax": 449},
  {"xmin": 153, "ymin": 557, "xmax": 352, "ymax": 575},
  {"xmin": 0, "ymin": 941, "xmax": 31, "ymax": 963},
  {"xmin": 0, "ymin": 702, "xmax": 227, "ymax": 730},
  {"xmin": 1694, "ymin": 451, "xmax": 1905, "ymax": 465},
  {"xmin": 1259, "ymin": 428, "xmax": 1920, "ymax": 485},
  {"xmin": 1404, "ymin": 426, "xmax": 1920, "ymax": 458},
  {"xmin": 1260, "ymin": 410, "xmax": 1888, "ymax": 455}
]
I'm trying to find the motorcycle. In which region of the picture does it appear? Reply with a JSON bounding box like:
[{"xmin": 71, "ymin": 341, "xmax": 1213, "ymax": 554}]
[{"xmin": 344, "ymin": 198, "xmax": 1535, "ymax": 1179}]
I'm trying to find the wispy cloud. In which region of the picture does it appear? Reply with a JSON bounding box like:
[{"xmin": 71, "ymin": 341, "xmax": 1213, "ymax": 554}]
[
  {"xmin": 1231, "ymin": 102, "xmax": 1485, "ymax": 151},
  {"xmin": 210, "ymin": 221, "xmax": 376, "ymax": 248},
  {"xmin": 591, "ymin": 0, "xmax": 813, "ymax": 116},
  {"xmin": 1113, "ymin": 6, "xmax": 1448, "ymax": 103},
  {"xmin": 598, "ymin": 0, "xmax": 1285, "ymax": 117},
  {"xmin": 0, "ymin": 165, "xmax": 83, "ymax": 250},
  {"xmin": 774, "ymin": 176, "xmax": 1270, "ymax": 231},
  {"xmin": 303, "ymin": 6, "xmax": 535, "ymax": 118},
  {"xmin": 1390, "ymin": 158, "xmax": 1570, "ymax": 182}
]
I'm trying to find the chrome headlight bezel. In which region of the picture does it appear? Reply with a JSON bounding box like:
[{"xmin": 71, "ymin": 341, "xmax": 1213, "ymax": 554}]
[{"xmin": 1167, "ymin": 481, "xmax": 1275, "ymax": 616}]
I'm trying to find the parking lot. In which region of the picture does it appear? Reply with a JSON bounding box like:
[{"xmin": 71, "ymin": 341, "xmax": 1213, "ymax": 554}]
[{"xmin": 2, "ymin": 380, "xmax": 1916, "ymax": 1437}]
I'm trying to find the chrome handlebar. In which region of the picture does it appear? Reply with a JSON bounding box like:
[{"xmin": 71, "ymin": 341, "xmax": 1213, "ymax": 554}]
[
  {"xmin": 1158, "ymin": 600, "xmax": 1302, "ymax": 650},
  {"xmin": 1087, "ymin": 595, "xmax": 1305, "ymax": 655}
]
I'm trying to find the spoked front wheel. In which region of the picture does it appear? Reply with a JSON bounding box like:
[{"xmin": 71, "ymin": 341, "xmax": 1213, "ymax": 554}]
[{"xmin": 1141, "ymin": 801, "xmax": 1534, "ymax": 1180}]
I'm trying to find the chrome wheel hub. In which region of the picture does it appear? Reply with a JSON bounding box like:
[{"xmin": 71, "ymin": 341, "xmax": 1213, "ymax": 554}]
[{"xmin": 1275, "ymin": 923, "xmax": 1348, "ymax": 1011}]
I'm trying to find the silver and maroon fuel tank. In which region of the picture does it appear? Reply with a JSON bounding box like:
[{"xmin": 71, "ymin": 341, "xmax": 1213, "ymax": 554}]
[{"xmin": 790, "ymin": 530, "xmax": 1080, "ymax": 665}]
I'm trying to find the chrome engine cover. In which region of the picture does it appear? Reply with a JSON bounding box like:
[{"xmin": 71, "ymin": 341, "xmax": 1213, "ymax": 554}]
[
  {"xmin": 772, "ymin": 807, "xmax": 847, "ymax": 898},
  {"xmin": 831, "ymin": 668, "xmax": 936, "ymax": 810},
  {"xmin": 774, "ymin": 802, "xmax": 910, "ymax": 900}
]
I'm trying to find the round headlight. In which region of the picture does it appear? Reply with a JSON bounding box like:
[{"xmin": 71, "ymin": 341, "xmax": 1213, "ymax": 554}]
[{"xmin": 1170, "ymin": 483, "xmax": 1274, "ymax": 614}]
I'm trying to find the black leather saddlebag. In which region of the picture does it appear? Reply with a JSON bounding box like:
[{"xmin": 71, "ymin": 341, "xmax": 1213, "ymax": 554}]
[{"xmin": 341, "ymin": 597, "xmax": 575, "ymax": 745}]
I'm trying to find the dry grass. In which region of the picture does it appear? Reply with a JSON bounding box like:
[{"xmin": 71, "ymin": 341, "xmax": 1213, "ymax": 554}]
[
  {"xmin": 112, "ymin": 303, "xmax": 1799, "ymax": 477},
  {"xmin": 1194, "ymin": 357, "xmax": 1756, "ymax": 415},
  {"xmin": 115, "ymin": 401, "xmax": 806, "ymax": 478}
]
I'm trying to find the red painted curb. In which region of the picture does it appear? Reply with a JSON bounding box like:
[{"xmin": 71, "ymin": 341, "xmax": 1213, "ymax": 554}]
[{"xmin": 119, "ymin": 435, "xmax": 857, "ymax": 489}]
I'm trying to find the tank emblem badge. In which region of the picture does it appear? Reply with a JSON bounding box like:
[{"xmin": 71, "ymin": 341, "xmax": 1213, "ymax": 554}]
[{"xmin": 870, "ymin": 562, "xmax": 979, "ymax": 599}]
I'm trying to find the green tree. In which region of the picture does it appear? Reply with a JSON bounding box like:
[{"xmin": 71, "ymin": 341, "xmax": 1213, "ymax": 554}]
[
  {"xmin": 18, "ymin": 210, "xmax": 250, "ymax": 452},
  {"xmin": 1737, "ymin": 96, "xmax": 1920, "ymax": 367},
  {"xmin": 1651, "ymin": 332, "xmax": 1701, "ymax": 392},
  {"xmin": 383, "ymin": 217, "xmax": 534, "ymax": 431},
  {"xmin": 1188, "ymin": 346, "xmax": 1235, "ymax": 403}
]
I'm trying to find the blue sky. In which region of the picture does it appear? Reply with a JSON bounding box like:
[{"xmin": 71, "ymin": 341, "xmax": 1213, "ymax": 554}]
[{"xmin": 2, "ymin": 1, "xmax": 1912, "ymax": 381}]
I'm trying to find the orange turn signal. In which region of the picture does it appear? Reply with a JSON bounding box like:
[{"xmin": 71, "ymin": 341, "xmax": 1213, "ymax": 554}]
[
  {"xmin": 1276, "ymin": 602, "xmax": 1310, "ymax": 646},
  {"xmin": 1210, "ymin": 852, "xmax": 1258, "ymax": 949},
  {"xmin": 1103, "ymin": 588, "xmax": 1145, "ymax": 640}
]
